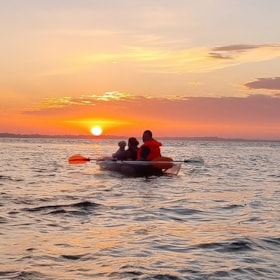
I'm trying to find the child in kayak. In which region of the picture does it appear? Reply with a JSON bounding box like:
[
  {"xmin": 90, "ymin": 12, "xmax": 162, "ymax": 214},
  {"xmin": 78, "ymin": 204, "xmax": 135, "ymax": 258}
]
[
  {"xmin": 112, "ymin": 141, "xmax": 126, "ymax": 159},
  {"xmin": 113, "ymin": 138, "xmax": 139, "ymax": 160}
]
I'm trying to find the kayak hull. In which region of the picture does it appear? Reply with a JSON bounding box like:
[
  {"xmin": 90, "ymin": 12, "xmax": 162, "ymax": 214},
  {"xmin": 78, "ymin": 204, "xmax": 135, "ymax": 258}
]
[{"xmin": 96, "ymin": 159, "xmax": 181, "ymax": 177}]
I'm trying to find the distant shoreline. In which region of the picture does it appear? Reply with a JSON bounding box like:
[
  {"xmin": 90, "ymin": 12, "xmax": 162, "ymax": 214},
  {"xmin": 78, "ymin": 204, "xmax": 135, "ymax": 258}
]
[{"xmin": 0, "ymin": 133, "xmax": 279, "ymax": 142}]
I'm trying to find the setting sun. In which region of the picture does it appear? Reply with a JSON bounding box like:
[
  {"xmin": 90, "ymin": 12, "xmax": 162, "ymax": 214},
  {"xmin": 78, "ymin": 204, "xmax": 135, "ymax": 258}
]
[{"xmin": 90, "ymin": 125, "xmax": 103, "ymax": 136}]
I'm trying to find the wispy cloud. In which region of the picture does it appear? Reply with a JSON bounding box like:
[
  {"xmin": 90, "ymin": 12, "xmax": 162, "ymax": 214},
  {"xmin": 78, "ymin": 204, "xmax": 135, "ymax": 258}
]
[
  {"xmin": 208, "ymin": 44, "xmax": 280, "ymax": 63},
  {"xmin": 244, "ymin": 77, "xmax": 280, "ymax": 90},
  {"xmin": 35, "ymin": 92, "xmax": 133, "ymax": 110},
  {"xmin": 212, "ymin": 44, "xmax": 264, "ymax": 52},
  {"xmin": 51, "ymin": 43, "xmax": 280, "ymax": 76}
]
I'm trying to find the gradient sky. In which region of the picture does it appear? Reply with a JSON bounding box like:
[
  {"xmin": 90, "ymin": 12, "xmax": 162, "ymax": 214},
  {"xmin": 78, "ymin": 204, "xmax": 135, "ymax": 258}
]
[{"xmin": 1, "ymin": 0, "xmax": 280, "ymax": 139}]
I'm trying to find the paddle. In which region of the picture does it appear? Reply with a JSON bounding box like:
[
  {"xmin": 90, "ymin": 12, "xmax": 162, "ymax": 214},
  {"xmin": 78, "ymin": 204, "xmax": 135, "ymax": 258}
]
[
  {"xmin": 68, "ymin": 154, "xmax": 202, "ymax": 168},
  {"xmin": 68, "ymin": 154, "xmax": 91, "ymax": 164}
]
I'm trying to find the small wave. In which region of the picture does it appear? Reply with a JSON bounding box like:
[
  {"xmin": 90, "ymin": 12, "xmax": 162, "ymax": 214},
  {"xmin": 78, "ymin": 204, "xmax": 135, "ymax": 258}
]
[
  {"xmin": 109, "ymin": 270, "xmax": 143, "ymax": 279},
  {"xmin": 109, "ymin": 268, "xmax": 183, "ymax": 280},
  {"xmin": 23, "ymin": 201, "xmax": 103, "ymax": 216},
  {"xmin": 220, "ymin": 239, "xmax": 253, "ymax": 252},
  {"xmin": 0, "ymin": 175, "xmax": 11, "ymax": 180},
  {"xmin": 0, "ymin": 216, "xmax": 8, "ymax": 224},
  {"xmin": 0, "ymin": 270, "xmax": 54, "ymax": 280},
  {"xmin": 217, "ymin": 203, "xmax": 246, "ymax": 210},
  {"xmin": 152, "ymin": 275, "xmax": 183, "ymax": 280},
  {"xmin": 196, "ymin": 238, "xmax": 254, "ymax": 252},
  {"xmin": 60, "ymin": 253, "xmax": 88, "ymax": 261},
  {"xmin": 0, "ymin": 175, "xmax": 24, "ymax": 182},
  {"xmin": 196, "ymin": 236, "xmax": 280, "ymax": 255},
  {"xmin": 259, "ymin": 237, "xmax": 280, "ymax": 251},
  {"xmin": 205, "ymin": 266, "xmax": 271, "ymax": 280},
  {"xmin": 159, "ymin": 206, "xmax": 203, "ymax": 221}
]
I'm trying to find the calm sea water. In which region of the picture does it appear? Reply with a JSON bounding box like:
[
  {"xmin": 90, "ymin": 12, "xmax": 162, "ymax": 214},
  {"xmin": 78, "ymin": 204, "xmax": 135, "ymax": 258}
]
[{"xmin": 0, "ymin": 137, "xmax": 279, "ymax": 280}]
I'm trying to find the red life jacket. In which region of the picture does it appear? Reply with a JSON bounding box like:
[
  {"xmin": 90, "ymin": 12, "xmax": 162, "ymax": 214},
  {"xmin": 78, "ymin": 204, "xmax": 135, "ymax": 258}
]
[{"xmin": 137, "ymin": 139, "xmax": 162, "ymax": 160}]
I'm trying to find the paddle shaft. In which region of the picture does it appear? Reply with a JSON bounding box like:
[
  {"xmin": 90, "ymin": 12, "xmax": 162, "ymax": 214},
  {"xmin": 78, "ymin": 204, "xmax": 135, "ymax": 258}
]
[
  {"xmin": 96, "ymin": 159, "xmax": 188, "ymax": 164},
  {"xmin": 68, "ymin": 154, "xmax": 202, "ymax": 165}
]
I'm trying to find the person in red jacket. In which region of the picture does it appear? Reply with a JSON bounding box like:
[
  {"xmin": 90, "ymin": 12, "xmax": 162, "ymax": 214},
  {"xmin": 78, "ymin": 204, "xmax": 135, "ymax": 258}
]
[{"xmin": 137, "ymin": 130, "xmax": 162, "ymax": 160}]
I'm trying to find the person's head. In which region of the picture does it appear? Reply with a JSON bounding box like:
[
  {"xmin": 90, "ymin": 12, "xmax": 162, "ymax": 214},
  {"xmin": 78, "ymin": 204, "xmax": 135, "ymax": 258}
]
[
  {"xmin": 128, "ymin": 137, "xmax": 139, "ymax": 147},
  {"xmin": 142, "ymin": 130, "xmax": 153, "ymax": 142},
  {"xmin": 118, "ymin": 141, "xmax": 126, "ymax": 149}
]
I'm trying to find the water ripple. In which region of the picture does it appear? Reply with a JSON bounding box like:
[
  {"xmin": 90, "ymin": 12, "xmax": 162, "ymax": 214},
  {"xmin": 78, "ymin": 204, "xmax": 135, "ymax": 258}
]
[
  {"xmin": 1, "ymin": 138, "xmax": 280, "ymax": 280},
  {"xmin": 22, "ymin": 201, "xmax": 104, "ymax": 216}
]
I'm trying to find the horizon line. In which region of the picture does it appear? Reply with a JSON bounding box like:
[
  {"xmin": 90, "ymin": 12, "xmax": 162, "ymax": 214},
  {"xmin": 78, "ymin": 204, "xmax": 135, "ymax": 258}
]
[{"xmin": 0, "ymin": 132, "xmax": 279, "ymax": 142}]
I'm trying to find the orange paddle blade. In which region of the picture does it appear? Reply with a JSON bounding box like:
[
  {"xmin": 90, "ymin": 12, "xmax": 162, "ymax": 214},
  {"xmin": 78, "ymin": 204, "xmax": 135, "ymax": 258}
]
[
  {"xmin": 68, "ymin": 155, "xmax": 90, "ymax": 164},
  {"xmin": 152, "ymin": 157, "xmax": 174, "ymax": 169}
]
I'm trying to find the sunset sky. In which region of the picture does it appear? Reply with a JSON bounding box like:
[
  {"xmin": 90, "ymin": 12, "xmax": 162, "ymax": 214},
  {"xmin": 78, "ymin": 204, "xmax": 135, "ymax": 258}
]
[{"xmin": 0, "ymin": 0, "xmax": 280, "ymax": 140}]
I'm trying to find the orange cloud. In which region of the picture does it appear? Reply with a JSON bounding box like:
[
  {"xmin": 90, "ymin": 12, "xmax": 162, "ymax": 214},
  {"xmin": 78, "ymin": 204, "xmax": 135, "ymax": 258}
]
[{"xmin": 14, "ymin": 91, "xmax": 280, "ymax": 140}]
